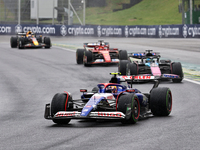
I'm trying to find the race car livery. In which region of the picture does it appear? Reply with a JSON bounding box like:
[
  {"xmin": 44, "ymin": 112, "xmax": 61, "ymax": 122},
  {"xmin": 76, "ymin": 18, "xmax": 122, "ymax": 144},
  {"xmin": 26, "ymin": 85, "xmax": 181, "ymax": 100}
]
[
  {"xmin": 44, "ymin": 73, "xmax": 172, "ymax": 125},
  {"xmin": 76, "ymin": 40, "xmax": 128, "ymax": 66},
  {"xmin": 10, "ymin": 32, "xmax": 51, "ymax": 49},
  {"xmin": 118, "ymin": 50, "xmax": 183, "ymax": 83}
]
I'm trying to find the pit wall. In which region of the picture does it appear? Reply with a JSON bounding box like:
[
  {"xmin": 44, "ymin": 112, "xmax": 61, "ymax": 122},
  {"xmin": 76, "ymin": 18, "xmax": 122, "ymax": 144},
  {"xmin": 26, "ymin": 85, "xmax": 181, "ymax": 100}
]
[{"xmin": 0, "ymin": 24, "xmax": 200, "ymax": 38}]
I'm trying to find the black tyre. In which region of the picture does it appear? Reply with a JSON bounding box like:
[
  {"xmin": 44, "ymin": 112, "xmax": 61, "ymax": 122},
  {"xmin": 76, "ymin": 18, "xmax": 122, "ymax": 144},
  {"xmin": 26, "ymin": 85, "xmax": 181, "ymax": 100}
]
[
  {"xmin": 119, "ymin": 50, "xmax": 128, "ymax": 60},
  {"xmin": 44, "ymin": 37, "xmax": 51, "ymax": 48},
  {"xmin": 171, "ymin": 62, "xmax": 183, "ymax": 83},
  {"xmin": 118, "ymin": 60, "xmax": 129, "ymax": 75},
  {"xmin": 160, "ymin": 59, "xmax": 171, "ymax": 63},
  {"xmin": 37, "ymin": 36, "xmax": 42, "ymax": 43},
  {"xmin": 150, "ymin": 87, "xmax": 172, "ymax": 116},
  {"xmin": 83, "ymin": 50, "xmax": 93, "ymax": 67},
  {"xmin": 118, "ymin": 93, "xmax": 140, "ymax": 124},
  {"xmin": 92, "ymin": 87, "xmax": 99, "ymax": 93},
  {"xmin": 10, "ymin": 37, "xmax": 18, "ymax": 48},
  {"xmin": 130, "ymin": 62, "xmax": 138, "ymax": 75},
  {"xmin": 18, "ymin": 38, "xmax": 25, "ymax": 49},
  {"xmin": 76, "ymin": 49, "xmax": 85, "ymax": 64},
  {"xmin": 51, "ymin": 93, "xmax": 73, "ymax": 124}
]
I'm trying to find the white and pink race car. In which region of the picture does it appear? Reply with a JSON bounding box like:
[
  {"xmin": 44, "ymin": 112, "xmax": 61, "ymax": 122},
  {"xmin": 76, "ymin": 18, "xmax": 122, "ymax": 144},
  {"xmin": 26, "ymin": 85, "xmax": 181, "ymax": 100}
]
[{"xmin": 118, "ymin": 50, "xmax": 183, "ymax": 83}]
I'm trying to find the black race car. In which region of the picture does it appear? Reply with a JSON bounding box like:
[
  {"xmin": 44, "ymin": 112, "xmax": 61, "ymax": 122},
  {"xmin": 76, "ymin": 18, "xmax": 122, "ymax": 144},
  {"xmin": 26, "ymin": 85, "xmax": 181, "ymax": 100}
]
[
  {"xmin": 10, "ymin": 32, "xmax": 51, "ymax": 49},
  {"xmin": 118, "ymin": 50, "xmax": 183, "ymax": 83},
  {"xmin": 44, "ymin": 73, "xmax": 172, "ymax": 125}
]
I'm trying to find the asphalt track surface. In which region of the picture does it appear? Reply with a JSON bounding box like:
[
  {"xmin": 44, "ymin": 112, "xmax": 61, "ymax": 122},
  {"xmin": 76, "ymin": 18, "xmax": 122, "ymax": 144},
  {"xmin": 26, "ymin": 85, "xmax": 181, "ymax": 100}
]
[{"xmin": 0, "ymin": 36, "xmax": 200, "ymax": 150}]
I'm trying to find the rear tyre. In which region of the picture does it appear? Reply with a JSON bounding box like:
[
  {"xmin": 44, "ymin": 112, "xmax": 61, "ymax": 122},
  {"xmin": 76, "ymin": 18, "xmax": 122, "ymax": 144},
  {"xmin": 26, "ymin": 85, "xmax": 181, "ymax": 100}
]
[
  {"xmin": 83, "ymin": 50, "xmax": 93, "ymax": 67},
  {"xmin": 51, "ymin": 93, "xmax": 73, "ymax": 124},
  {"xmin": 118, "ymin": 60, "xmax": 129, "ymax": 75},
  {"xmin": 10, "ymin": 37, "xmax": 18, "ymax": 48},
  {"xmin": 130, "ymin": 62, "xmax": 138, "ymax": 75},
  {"xmin": 76, "ymin": 49, "xmax": 85, "ymax": 64},
  {"xmin": 150, "ymin": 87, "xmax": 172, "ymax": 116},
  {"xmin": 44, "ymin": 37, "xmax": 51, "ymax": 48},
  {"xmin": 118, "ymin": 93, "xmax": 140, "ymax": 124},
  {"xmin": 171, "ymin": 62, "xmax": 183, "ymax": 83},
  {"xmin": 119, "ymin": 50, "xmax": 128, "ymax": 60}
]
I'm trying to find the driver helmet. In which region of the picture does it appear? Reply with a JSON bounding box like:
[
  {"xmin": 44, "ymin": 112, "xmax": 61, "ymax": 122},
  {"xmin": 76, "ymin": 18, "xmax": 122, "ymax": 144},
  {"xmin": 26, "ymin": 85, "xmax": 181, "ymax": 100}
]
[
  {"xmin": 26, "ymin": 30, "xmax": 32, "ymax": 37},
  {"xmin": 146, "ymin": 58, "xmax": 151, "ymax": 63}
]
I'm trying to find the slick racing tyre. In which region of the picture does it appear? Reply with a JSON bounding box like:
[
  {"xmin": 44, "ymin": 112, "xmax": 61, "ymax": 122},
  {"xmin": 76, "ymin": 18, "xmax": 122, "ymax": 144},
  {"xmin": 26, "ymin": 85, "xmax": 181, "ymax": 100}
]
[
  {"xmin": 83, "ymin": 50, "xmax": 93, "ymax": 67},
  {"xmin": 130, "ymin": 62, "xmax": 138, "ymax": 75},
  {"xmin": 36, "ymin": 36, "xmax": 42, "ymax": 43},
  {"xmin": 119, "ymin": 50, "xmax": 128, "ymax": 60},
  {"xmin": 171, "ymin": 62, "xmax": 183, "ymax": 83},
  {"xmin": 76, "ymin": 49, "xmax": 85, "ymax": 64},
  {"xmin": 51, "ymin": 93, "xmax": 73, "ymax": 124},
  {"xmin": 10, "ymin": 37, "xmax": 17, "ymax": 48},
  {"xmin": 44, "ymin": 37, "xmax": 51, "ymax": 48},
  {"xmin": 18, "ymin": 38, "xmax": 25, "ymax": 49},
  {"xmin": 118, "ymin": 60, "xmax": 129, "ymax": 75},
  {"xmin": 117, "ymin": 93, "xmax": 140, "ymax": 124},
  {"xmin": 150, "ymin": 87, "xmax": 172, "ymax": 116}
]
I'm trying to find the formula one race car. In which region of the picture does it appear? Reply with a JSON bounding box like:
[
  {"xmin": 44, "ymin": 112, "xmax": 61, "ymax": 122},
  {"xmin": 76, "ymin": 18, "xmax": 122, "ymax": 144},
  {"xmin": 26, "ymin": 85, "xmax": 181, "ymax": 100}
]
[
  {"xmin": 10, "ymin": 31, "xmax": 51, "ymax": 49},
  {"xmin": 44, "ymin": 73, "xmax": 172, "ymax": 125},
  {"xmin": 118, "ymin": 50, "xmax": 183, "ymax": 83},
  {"xmin": 76, "ymin": 40, "xmax": 128, "ymax": 66}
]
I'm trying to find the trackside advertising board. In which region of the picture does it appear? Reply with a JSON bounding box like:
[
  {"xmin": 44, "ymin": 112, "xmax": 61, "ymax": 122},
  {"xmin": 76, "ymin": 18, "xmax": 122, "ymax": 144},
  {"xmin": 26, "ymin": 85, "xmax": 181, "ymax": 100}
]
[{"xmin": 1, "ymin": 24, "xmax": 200, "ymax": 38}]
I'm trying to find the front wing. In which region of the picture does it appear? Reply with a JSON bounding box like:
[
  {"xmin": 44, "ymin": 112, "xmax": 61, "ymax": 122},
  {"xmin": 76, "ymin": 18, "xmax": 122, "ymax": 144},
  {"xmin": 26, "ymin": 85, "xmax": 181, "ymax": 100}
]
[
  {"xmin": 44, "ymin": 104, "xmax": 126, "ymax": 120},
  {"xmin": 22, "ymin": 43, "xmax": 47, "ymax": 48}
]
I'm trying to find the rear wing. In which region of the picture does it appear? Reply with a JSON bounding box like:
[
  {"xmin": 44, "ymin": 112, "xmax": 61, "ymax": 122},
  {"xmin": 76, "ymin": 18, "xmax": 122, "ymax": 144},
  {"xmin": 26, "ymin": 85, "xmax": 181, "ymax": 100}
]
[
  {"xmin": 128, "ymin": 50, "xmax": 160, "ymax": 59},
  {"xmin": 16, "ymin": 32, "xmax": 36, "ymax": 37},
  {"xmin": 117, "ymin": 75, "xmax": 159, "ymax": 89},
  {"xmin": 16, "ymin": 32, "xmax": 26, "ymax": 36},
  {"xmin": 84, "ymin": 41, "xmax": 109, "ymax": 48}
]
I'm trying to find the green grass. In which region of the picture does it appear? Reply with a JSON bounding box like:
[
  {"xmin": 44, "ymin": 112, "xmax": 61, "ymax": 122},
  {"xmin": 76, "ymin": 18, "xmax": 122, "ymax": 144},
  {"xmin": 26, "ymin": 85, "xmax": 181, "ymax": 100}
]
[{"xmin": 73, "ymin": 0, "xmax": 182, "ymax": 25}]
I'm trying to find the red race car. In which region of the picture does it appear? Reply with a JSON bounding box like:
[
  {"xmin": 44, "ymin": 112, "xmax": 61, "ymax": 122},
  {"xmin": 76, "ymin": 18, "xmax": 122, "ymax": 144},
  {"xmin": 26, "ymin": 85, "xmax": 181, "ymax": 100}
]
[{"xmin": 76, "ymin": 40, "xmax": 128, "ymax": 66}]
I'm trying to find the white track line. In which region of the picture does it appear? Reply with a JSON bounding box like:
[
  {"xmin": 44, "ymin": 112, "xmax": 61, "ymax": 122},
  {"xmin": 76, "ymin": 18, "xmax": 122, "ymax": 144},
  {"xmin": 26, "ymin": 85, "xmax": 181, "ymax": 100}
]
[
  {"xmin": 54, "ymin": 45, "xmax": 76, "ymax": 52},
  {"xmin": 183, "ymin": 78, "xmax": 200, "ymax": 85},
  {"xmin": 55, "ymin": 46, "xmax": 200, "ymax": 85}
]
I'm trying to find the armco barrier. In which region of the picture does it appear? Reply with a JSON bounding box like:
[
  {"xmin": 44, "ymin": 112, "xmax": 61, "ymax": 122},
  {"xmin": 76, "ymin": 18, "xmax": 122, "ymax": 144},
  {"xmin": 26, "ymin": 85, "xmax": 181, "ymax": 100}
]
[{"xmin": 1, "ymin": 24, "xmax": 200, "ymax": 38}]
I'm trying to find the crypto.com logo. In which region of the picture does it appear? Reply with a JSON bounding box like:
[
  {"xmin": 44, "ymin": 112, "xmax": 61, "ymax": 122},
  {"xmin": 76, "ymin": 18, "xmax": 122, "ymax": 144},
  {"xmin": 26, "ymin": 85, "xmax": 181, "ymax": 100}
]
[
  {"xmin": 182, "ymin": 24, "xmax": 188, "ymax": 38},
  {"xmin": 15, "ymin": 25, "xmax": 22, "ymax": 33},
  {"xmin": 125, "ymin": 26, "xmax": 129, "ymax": 37},
  {"xmin": 60, "ymin": 25, "xmax": 67, "ymax": 36},
  {"xmin": 97, "ymin": 26, "xmax": 101, "ymax": 37}
]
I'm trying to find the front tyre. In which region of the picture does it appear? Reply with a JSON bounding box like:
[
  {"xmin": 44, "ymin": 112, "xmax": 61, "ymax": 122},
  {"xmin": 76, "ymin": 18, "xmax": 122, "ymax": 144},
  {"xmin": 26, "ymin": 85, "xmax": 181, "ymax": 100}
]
[
  {"xmin": 119, "ymin": 50, "xmax": 128, "ymax": 60},
  {"xmin": 18, "ymin": 38, "xmax": 24, "ymax": 49},
  {"xmin": 83, "ymin": 50, "xmax": 93, "ymax": 67},
  {"xmin": 130, "ymin": 62, "xmax": 138, "ymax": 75},
  {"xmin": 150, "ymin": 87, "xmax": 172, "ymax": 116},
  {"xmin": 76, "ymin": 49, "xmax": 85, "ymax": 64},
  {"xmin": 44, "ymin": 37, "xmax": 51, "ymax": 48},
  {"xmin": 117, "ymin": 93, "xmax": 140, "ymax": 124},
  {"xmin": 51, "ymin": 93, "xmax": 73, "ymax": 124},
  {"xmin": 10, "ymin": 37, "xmax": 18, "ymax": 48}
]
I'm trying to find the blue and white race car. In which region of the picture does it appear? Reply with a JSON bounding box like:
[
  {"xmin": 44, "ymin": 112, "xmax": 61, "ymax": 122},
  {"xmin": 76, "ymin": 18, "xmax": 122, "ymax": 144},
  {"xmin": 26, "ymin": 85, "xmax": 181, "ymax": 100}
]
[{"xmin": 44, "ymin": 73, "xmax": 172, "ymax": 125}]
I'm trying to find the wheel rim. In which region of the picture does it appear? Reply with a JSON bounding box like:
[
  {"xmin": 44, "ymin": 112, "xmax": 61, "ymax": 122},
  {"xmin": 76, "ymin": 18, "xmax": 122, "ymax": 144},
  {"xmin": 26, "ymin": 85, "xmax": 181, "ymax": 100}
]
[
  {"xmin": 167, "ymin": 91, "xmax": 172, "ymax": 112},
  {"xmin": 133, "ymin": 98, "xmax": 140, "ymax": 120}
]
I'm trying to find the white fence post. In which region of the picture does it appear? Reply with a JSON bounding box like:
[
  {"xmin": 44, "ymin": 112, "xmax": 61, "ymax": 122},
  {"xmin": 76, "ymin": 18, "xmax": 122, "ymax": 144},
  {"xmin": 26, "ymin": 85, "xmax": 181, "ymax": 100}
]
[{"xmin": 18, "ymin": 0, "xmax": 21, "ymax": 25}]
